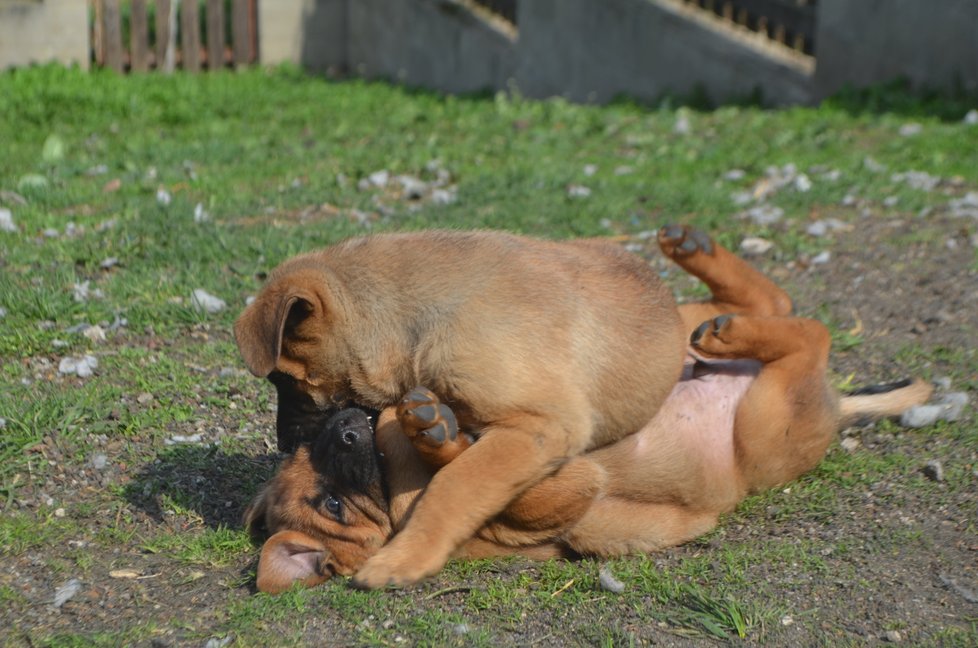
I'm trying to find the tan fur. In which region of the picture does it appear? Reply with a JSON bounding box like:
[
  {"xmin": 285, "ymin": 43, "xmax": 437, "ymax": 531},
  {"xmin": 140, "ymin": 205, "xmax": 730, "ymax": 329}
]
[
  {"xmin": 247, "ymin": 225, "xmax": 934, "ymax": 594},
  {"xmin": 235, "ymin": 230, "xmax": 686, "ymax": 588}
]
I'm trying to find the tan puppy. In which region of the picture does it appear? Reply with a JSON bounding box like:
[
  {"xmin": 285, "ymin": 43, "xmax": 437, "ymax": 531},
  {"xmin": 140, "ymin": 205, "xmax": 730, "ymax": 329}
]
[
  {"xmin": 247, "ymin": 225, "xmax": 933, "ymax": 593},
  {"xmin": 234, "ymin": 230, "xmax": 687, "ymax": 588}
]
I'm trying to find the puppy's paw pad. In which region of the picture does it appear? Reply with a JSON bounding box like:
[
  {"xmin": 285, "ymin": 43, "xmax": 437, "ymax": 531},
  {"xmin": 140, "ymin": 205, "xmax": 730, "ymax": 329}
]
[
  {"xmin": 397, "ymin": 387, "xmax": 458, "ymax": 446},
  {"xmin": 690, "ymin": 314, "xmax": 734, "ymax": 348},
  {"xmin": 658, "ymin": 224, "xmax": 714, "ymax": 257}
]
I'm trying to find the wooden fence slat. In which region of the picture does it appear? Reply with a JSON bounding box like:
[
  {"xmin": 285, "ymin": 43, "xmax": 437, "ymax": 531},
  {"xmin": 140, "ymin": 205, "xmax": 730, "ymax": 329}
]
[
  {"xmin": 93, "ymin": 0, "xmax": 104, "ymax": 67},
  {"xmin": 232, "ymin": 0, "xmax": 251, "ymax": 66},
  {"xmin": 206, "ymin": 0, "xmax": 225, "ymax": 69},
  {"xmin": 181, "ymin": 0, "xmax": 202, "ymax": 72},
  {"xmin": 156, "ymin": 0, "xmax": 170, "ymax": 69},
  {"xmin": 130, "ymin": 0, "xmax": 150, "ymax": 72},
  {"xmin": 101, "ymin": 0, "xmax": 125, "ymax": 73}
]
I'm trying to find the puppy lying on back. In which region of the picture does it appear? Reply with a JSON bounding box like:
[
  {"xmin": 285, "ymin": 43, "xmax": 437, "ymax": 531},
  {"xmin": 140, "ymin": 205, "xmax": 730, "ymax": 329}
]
[
  {"xmin": 234, "ymin": 230, "xmax": 687, "ymax": 588},
  {"xmin": 247, "ymin": 225, "xmax": 933, "ymax": 593}
]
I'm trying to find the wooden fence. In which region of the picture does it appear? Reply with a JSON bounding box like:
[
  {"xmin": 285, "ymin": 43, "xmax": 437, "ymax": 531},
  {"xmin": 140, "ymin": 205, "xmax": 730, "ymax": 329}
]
[
  {"xmin": 681, "ymin": 0, "xmax": 817, "ymax": 55},
  {"xmin": 92, "ymin": 0, "xmax": 258, "ymax": 72}
]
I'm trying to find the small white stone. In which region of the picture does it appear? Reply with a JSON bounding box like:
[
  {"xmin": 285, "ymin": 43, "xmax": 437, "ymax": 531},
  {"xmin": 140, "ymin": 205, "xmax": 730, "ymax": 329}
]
[
  {"xmin": 740, "ymin": 237, "xmax": 773, "ymax": 255},
  {"xmin": 53, "ymin": 579, "xmax": 82, "ymax": 608},
  {"xmin": 674, "ymin": 113, "xmax": 692, "ymax": 135},
  {"xmin": 901, "ymin": 404, "xmax": 943, "ymax": 428},
  {"xmin": 0, "ymin": 207, "xmax": 16, "ymax": 233},
  {"xmin": 840, "ymin": 437, "xmax": 860, "ymax": 453},
  {"xmin": 193, "ymin": 203, "xmax": 210, "ymax": 223},
  {"xmin": 430, "ymin": 188, "xmax": 456, "ymax": 205},
  {"xmin": 794, "ymin": 174, "xmax": 812, "ymax": 192},
  {"xmin": 899, "ymin": 123, "xmax": 922, "ymax": 137},
  {"xmin": 83, "ymin": 325, "xmax": 106, "ymax": 343},
  {"xmin": 811, "ymin": 251, "xmax": 832, "ymax": 265},
  {"xmin": 165, "ymin": 434, "xmax": 204, "ymax": 445},
  {"xmin": 58, "ymin": 355, "xmax": 98, "ymax": 378},
  {"xmin": 864, "ymin": 157, "xmax": 886, "ymax": 173},
  {"xmin": 743, "ymin": 205, "xmax": 784, "ymax": 225},
  {"xmin": 368, "ymin": 169, "xmax": 390, "ymax": 188},
  {"xmin": 807, "ymin": 221, "xmax": 829, "ymax": 237},
  {"xmin": 583, "ymin": 164, "xmax": 598, "ymax": 177},
  {"xmin": 191, "ymin": 289, "xmax": 226, "ymax": 314},
  {"xmin": 395, "ymin": 175, "xmax": 427, "ymax": 199},
  {"xmin": 156, "ymin": 188, "xmax": 172, "ymax": 206},
  {"xmin": 598, "ymin": 565, "xmax": 626, "ymax": 593},
  {"xmin": 567, "ymin": 185, "xmax": 591, "ymax": 198}
]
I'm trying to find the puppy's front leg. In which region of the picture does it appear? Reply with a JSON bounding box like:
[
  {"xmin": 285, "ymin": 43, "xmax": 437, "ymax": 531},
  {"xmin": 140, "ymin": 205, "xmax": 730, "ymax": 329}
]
[{"xmin": 352, "ymin": 413, "xmax": 573, "ymax": 589}]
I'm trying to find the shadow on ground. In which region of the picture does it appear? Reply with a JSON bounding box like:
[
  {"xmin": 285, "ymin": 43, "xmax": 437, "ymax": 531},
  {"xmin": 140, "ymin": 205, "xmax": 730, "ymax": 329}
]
[{"xmin": 124, "ymin": 445, "xmax": 280, "ymax": 529}]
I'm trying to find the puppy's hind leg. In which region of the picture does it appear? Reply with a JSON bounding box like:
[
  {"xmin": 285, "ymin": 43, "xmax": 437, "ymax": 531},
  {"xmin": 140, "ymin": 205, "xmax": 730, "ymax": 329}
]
[
  {"xmin": 563, "ymin": 498, "xmax": 720, "ymax": 557},
  {"xmin": 691, "ymin": 314, "xmax": 837, "ymax": 493},
  {"xmin": 659, "ymin": 224, "xmax": 793, "ymax": 333}
]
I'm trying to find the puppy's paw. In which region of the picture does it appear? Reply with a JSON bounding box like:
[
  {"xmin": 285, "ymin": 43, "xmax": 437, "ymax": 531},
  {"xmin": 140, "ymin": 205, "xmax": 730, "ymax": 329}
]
[
  {"xmin": 658, "ymin": 224, "xmax": 714, "ymax": 258},
  {"xmin": 396, "ymin": 386, "xmax": 469, "ymax": 466},
  {"xmin": 351, "ymin": 539, "xmax": 445, "ymax": 590},
  {"xmin": 690, "ymin": 314, "xmax": 737, "ymax": 355}
]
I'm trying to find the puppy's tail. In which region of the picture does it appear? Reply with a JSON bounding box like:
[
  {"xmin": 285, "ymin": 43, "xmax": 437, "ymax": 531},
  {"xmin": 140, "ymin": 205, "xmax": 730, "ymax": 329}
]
[{"xmin": 839, "ymin": 378, "xmax": 934, "ymax": 427}]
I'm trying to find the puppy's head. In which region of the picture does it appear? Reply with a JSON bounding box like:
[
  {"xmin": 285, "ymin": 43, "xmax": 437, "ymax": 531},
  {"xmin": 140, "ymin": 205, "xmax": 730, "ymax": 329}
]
[
  {"xmin": 246, "ymin": 407, "xmax": 393, "ymax": 594},
  {"xmin": 234, "ymin": 267, "xmax": 356, "ymax": 452}
]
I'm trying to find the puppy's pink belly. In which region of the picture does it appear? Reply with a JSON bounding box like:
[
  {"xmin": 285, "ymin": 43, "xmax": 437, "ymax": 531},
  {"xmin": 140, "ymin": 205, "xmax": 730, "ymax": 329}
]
[{"xmin": 635, "ymin": 360, "xmax": 759, "ymax": 476}]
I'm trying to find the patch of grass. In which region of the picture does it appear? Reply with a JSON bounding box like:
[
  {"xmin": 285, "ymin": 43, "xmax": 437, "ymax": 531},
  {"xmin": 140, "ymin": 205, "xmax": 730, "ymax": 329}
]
[
  {"xmin": 1, "ymin": 65, "xmax": 976, "ymax": 645},
  {"xmin": 0, "ymin": 511, "xmax": 79, "ymax": 556},
  {"xmin": 141, "ymin": 526, "xmax": 252, "ymax": 567}
]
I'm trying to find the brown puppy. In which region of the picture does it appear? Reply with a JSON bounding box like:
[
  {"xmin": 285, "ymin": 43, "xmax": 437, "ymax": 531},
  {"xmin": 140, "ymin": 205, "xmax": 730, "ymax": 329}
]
[
  {"xmin": 234, "ymin": 230, "xmax": 687, "ymax": 588},
  {"xmin": 247, "ymin": 225, "xmax": 933, "ymax": 593}
]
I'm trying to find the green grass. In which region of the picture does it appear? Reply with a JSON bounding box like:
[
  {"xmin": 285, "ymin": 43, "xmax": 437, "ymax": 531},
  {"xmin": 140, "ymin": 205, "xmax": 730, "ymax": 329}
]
[{"xmin": 1, "ymin": 65, "xmax": 976, "ymax": 646}]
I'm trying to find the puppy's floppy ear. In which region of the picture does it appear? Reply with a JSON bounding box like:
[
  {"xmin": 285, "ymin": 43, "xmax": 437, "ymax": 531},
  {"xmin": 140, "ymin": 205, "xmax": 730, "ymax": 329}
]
[
  {"xmin": 234, "ymin": 276, "xmax": 321, "ymax": 377},
  {"xmin": 244, "ymin": 485, "xmax": 271, "ymax": 540},
  {"xmin": 256, "ymin": 530, "xmax": 333, "ymax": 594}
]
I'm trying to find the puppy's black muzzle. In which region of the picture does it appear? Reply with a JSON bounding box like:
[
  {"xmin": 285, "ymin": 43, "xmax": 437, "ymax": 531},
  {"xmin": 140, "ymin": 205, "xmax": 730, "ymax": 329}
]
[
  {"xmin": 268, "ymin": 371, "xmax": 378, "ymax": 453},
  {"xmin": 310, "ymin": 408, "xmax": 384, "ymax": 495}
]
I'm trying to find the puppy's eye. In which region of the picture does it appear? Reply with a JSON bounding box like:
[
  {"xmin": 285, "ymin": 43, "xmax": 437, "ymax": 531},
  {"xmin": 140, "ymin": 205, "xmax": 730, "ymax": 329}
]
[{"xmin": 322, "ymin": 495, "xmax": 342, "ymax": 517}]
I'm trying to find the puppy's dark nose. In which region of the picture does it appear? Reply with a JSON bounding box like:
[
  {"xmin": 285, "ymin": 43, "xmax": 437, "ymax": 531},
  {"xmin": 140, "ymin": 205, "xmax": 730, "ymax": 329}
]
[{"xmin": 342, "ymin": 429, "xmax": 359, "ymax": 447}]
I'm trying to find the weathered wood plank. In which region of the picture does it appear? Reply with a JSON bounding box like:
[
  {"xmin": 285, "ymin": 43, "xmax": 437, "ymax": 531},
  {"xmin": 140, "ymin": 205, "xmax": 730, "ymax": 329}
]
[
  {"xmin": 232, "ymin": 0, "xmax": 251, "ymax": 66},
  {"xmin": 130, "ymin": 0, "xmax": 150, "ymax": 72},
  {"xmin": 206, "ymin": 0, "xmax": 225, "ymax": 70},
  {"xmin": 181, "ymin": 0, "xmax": 201, "ymax": 72},
  {"xmin": 156, "ymin": 0, "xmax": 176, "ymax": 72},
  {"xmin": 101, "ymin": 0, "xmax": 124, "ymax": 73}
]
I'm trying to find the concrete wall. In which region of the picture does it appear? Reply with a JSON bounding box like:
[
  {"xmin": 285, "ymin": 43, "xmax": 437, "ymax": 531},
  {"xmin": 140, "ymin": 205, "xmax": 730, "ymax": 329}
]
[
  {"xmin": 0, "ymin": 0, "xmax": 89, "ymax": 70},
  {"xmin": 514, "ymin": 0, "xmax": 813, "ymax": 106},
  {"xmin": 815, "ymin": 0, "xmax": 978, "ymax": 98},
  {"xmin": 259, "ymin": 0, "xmax": 347, "ymax": 72},
  {"xmin": 343, "ymin": 0, "xmax": 515, "ymax": 94},
  {"xmin": 4, "ymin": 0, "xmax": 973, "ymax": 107},
  {"xmin": 278, "ymin": 0, "xmax": 813, "ymax": 105}
]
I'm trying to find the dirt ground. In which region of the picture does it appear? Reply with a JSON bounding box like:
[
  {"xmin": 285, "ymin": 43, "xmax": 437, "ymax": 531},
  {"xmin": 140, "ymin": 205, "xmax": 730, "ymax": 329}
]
[{"xmin": 3, "ymin": 207, "xmax": 977, "ymax": 646}]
